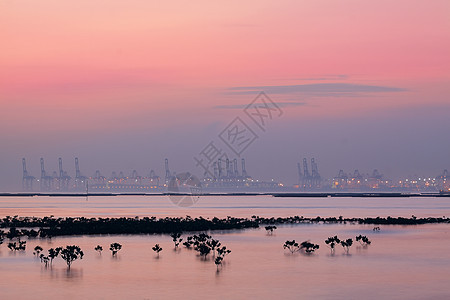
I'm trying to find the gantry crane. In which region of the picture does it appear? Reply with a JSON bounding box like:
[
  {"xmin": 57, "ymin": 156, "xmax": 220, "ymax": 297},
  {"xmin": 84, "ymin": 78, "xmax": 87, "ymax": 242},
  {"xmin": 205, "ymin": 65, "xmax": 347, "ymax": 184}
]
[
  {"xmin": 40, "ymin": 158, "xmax": 53, "ymax": 191},
  {"xmin": 22, "ymin": 158, "xmax": 35, "ymax": 191}
]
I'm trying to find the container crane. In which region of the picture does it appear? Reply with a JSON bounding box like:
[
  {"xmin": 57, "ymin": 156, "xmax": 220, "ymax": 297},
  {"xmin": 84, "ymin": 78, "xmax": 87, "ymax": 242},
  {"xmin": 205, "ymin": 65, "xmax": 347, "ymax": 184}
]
[
  {"xmin": 40, "ymin": 158, "xmax": 53, "ymax": 191},
  {"xmin": 164, "ymin": 158, "xmax": 171, "ymax": 184},
  {"xmin": 149, "ymin": 170, "xmax": 160, "ymax": 186},
  {"xmin": 233, "ymin": 159, "xmax": 239, "ymax": 178},
  {"xmin": 22, "ymin": 158, "xmax": 35, "ymax": 191},
  {"xmin": 241, "ymin": 158, "xmax": 248, "ymax": 178},
  {"xmin": 311, "ymin": 158, "xmax": 321, "ymax": 188},
  {"xmin": 302, "ymin": 158, "xmax": 312, "ymax": 188},
  {"xmin": 131, "ymin": 170, "xmax": 142, "ymax": 184},
  {"xmin": 74, "ymin": 157, "xmax": 87, "ymax": 190},
  {"xmin": 297, "ymin": 162, "xmax": 303, "ymax": 185},
  {"xmin": 58, "ymin": 158, "xmax": 71, "ymax": 190}
]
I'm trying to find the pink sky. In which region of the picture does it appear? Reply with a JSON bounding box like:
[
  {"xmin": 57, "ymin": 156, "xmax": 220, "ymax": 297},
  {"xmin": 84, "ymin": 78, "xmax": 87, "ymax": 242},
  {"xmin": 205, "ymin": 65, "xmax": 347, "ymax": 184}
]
[{"xmin": 0, "ymin": 0, "xmax": 449, "ymax": 189}]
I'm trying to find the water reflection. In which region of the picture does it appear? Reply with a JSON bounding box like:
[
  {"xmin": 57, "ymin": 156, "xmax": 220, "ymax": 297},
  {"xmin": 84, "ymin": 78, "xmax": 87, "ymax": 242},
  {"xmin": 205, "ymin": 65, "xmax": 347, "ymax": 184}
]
[
  {"xmin": 1, "ymin": 196, "xmax": 450, "ymax": 299},
  {"xmin": 0, "ymin": 224, "xmax": 448, "ymax": 298},
  {"xmin": 1, "ymin": 195, "xmax": 450, "ymax": 219},
  {"xmin": 42, "ymin": 267, "xmax": 84, "ymax": 281},
  {"xmin": 111, "ymin": 255, "xmax": 121, "ymax": 262},
  {"xmin": 8, "ymin": 251, "xmax": 26, "ymax": 257}
]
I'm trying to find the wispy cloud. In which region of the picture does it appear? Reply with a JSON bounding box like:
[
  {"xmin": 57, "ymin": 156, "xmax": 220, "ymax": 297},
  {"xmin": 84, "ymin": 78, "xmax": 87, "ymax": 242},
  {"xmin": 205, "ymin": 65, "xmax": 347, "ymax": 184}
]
[
  {"xmin": 214, "ymin": 102, "xmax": 307, "ymax": 109},
  {"xmin": 228, "ymin": 83, "xmax": 406, "ymax": 96},
  {"xmin": 289, "ymin": 74, "xmax": 349, "ymax": 81}
]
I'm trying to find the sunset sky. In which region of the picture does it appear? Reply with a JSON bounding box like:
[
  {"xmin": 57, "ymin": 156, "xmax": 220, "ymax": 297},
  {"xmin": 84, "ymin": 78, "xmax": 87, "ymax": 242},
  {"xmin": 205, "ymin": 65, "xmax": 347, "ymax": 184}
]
[{"xmin": 1, "ymin": 0, "xmax": 449, "ymax": 190}]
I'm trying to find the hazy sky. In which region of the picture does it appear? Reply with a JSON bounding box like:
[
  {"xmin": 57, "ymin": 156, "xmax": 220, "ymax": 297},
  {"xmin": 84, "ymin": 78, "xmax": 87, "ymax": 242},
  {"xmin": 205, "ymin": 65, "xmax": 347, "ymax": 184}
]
[{"xmin": 1, "ymin": 0, "xmax": 449, "ymax": 191}]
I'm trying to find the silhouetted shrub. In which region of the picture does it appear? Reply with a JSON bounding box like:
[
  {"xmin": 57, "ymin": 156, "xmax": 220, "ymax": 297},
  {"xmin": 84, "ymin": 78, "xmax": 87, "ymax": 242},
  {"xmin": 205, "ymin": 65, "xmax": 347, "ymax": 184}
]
[
  {"xmin": 214, "ymin": 256, "xmax": 223, "ymax": 269},
  {"xmin": 283, "ymin": 240, "xmax": 300, "ymax": 253},
  {"xmin": 6, "ymin": 228, "xmax": 21, "ymax": 239},
  {"xmin": 207, "ymin": 239, "xmax": 221, "ymax": 256},
  {"xmin": 33, "ymin": 245, "xmax": 43, "ymax": 256},
  {"xmin": 325, "ymin": 236, "xmax": 341, "ymax": 254},
  {"xmin": 216, "ymin": 246, "xmax": 231, "ymax": 258},
  {"xmin": 7, "ymin": 239, "xmax": 26, "ymax": 251},
  {"xmin": 95, "ymin": 245, "xmax": 103, "ymax": 254},
  {"xmin": 39, "ymin": 254, "xmax": 49, "ymax": 267},
  {"xmin": 197, "ymin": 243, "xmax": 211, "ymax": 258},
  {"xmin": 300, "ymin": 241, "xmax": 319, "ymax": 253},
  {"xmin": 57, "ymin": 245, "xmax": 84, "ymax": 269},
  {"xmin": 340, "ymin": 238, "xmax": 353, "ymax": 254},
  {"xmin": 214, "ymin": 245, "xmax": 231, "ymax": 269},
  {"xmin": 170, "ymin": 232, "xmax": 183, "ymax": 249},
  {"xmin": 152, "ymin": 244, "xmax": 163, "ymax": 257},
  {"xmin": 265, "ymin": 225, "xmax": 277, "ymax": 235},
  {"xmin": 356, "ymin": 235, "xmax": 371, "ymax": 246},
  {"xmin": 1, "ymin": 215, "xmax": 447, "ymax": 238},
  {"xmin": 189, "ymin": 233, "xmax": 213, "ymax": 259},
  {"xmin": 183, "ymin": 236, "xmax": 194, "ymax": 248},
  {"xmin": 110, "ymin": 243, "xmax": 122, "ymax": 256},
  {"xmin": 48, "ymin": 248, "xmax": 60, "ymax": 264}
]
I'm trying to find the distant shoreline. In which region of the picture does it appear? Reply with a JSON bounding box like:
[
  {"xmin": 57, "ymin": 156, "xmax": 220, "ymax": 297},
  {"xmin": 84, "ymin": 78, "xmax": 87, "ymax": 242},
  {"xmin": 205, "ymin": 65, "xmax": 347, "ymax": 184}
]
[
  {"xmin": 1, "ymin": 215, "xmax": 449, "ymax": 239},
  {"xmin": 0, "ymin": 192, "xmax": 449, "ymax": 198}
]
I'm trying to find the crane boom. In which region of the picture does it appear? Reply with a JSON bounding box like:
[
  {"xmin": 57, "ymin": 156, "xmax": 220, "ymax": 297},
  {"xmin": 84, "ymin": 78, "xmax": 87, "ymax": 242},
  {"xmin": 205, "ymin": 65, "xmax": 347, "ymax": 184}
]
[{"xmin": 75, "ymin": 157, "xmax": 81, "ymax": 178}]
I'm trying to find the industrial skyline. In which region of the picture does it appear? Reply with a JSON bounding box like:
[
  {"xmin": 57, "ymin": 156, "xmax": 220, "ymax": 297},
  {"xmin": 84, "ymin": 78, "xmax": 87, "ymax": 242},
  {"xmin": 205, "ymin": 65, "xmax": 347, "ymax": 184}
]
[{"xmin": 18, "ymin": 157, "xmax": 449, "ymax": 193}]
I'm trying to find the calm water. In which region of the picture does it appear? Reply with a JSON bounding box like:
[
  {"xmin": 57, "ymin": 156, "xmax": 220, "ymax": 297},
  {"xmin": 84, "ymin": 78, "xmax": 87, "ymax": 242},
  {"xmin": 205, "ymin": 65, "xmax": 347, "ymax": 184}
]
[
  {"xmin": 1, "ymin": 195, "xmax": 450, "ymax": 299},
  {"xmin": 0, "ymin": 195, "xmax": 449, "ymax": 218}
]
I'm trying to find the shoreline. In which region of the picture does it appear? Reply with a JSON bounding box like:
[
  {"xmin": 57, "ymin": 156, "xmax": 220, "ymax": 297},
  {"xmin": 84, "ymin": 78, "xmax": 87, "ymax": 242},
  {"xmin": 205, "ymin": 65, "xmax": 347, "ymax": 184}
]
[
  {"xmin": 1, "ymin": 192, "xmax": 449, "ymax": 197},
  {"xmin": 1, "ymin": 215, "xmax": 449, "ymax": 239}
]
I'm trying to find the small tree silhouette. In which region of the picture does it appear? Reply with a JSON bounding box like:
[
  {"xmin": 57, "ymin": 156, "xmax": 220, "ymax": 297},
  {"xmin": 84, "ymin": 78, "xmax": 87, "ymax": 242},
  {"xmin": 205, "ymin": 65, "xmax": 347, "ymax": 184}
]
[
  {"xmin": 39, "ymin": 253, "xmax": 50, "ymax": 267},
  {"xmin": 109, "ymin": 243, "xmax": 122, "ymax": 256},
  {"xmin": 57, "ymin": 245, "xmax": 84, "ymax": 269},
  {"xmin": 355, "ymin": 235, "xmax": 371, "ymax": 246},
  {"xmin": 94, "ymin": 245, "xmax": 103, "ymax": 254},
  {"xmin": 193, "ymin": 233, "xmax": 211, "ymax": 248},
  {"xmin": 214, "ymin": 256, "xmax": 223, "ymax": 270},
  {"xmin": 340, "ymin": 238, "xmax": 353, "ymax": 254},
  {"xmin": 34, "ymin": 245, "xmax": 43, "ymax": 256},
  {"xmin": 197, "ymin": 243, "xmax": 211, "ymax": 259},
  {"xmin": 207, "ymin": 239, "xmax": 221, "ymax": 257},
  {"xmin": 265, "ymin": 225, "xmax": 277, "ymax": 235},
  {"xmin": 170, "ymin": 232, "xmax": 183, "ymax": 249},
  {"xmin": 152, "ymin": 244, "xmax": 163, "ymax": 257},
  {"xmin": 6, "ymin": 227, "xmax": 20, "ymax": 239},
  {"xmin": 17, "ymin": 240, "xmax": 26, "ymax": 250},
  {"xmin": 283, "ymin": 240, "xmax": 300, "ymax": 253},
  {"xmin": 300, "ymin": 241, "xmax": 320, "ymax": 253},
  {"xmin": 7, "ymin": 239, "xmax": 26, "ymax": 251},
  {"xmin": 42, "ymin": 256, "xmax": 50, "ymax": 267},
  {"xmin": 189, "ymin": 233, "xmax": 214, "ymax": 259},
  {"xmin": 7, "ymin": 242, "xmax": 15, "ymax": 251},
  {"xmin": 217, "ymin": 246, "xmax": 231, "ymax": 256},
  {"xmin": 48, "ymin": 248, "xmax": 60, "ymax": 265},
  {"xmin": 216, "ymin": 245, "xmax": 231, "ymax": 266},
  {"xmin": 183, "ymin": 236, "xmax": 194, "ymax": 248},
  {"xmin": 325, "ymin": 236, "xmax": 341, "ymax": 254}
]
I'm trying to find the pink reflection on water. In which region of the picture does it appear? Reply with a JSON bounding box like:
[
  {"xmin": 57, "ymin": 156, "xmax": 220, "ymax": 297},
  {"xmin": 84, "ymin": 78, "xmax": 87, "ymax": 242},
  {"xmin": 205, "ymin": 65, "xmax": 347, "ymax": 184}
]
[
  {"xmin": 0, "ymin": 195, "xmax": 450, "ymax": 218},
  {"xmin": 1, "ymin": 196, "xmax": 450, "ymax": 298},
  {"xmin": 0, "ymin": 224, "xmax": 449, "ymax": 299}
]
